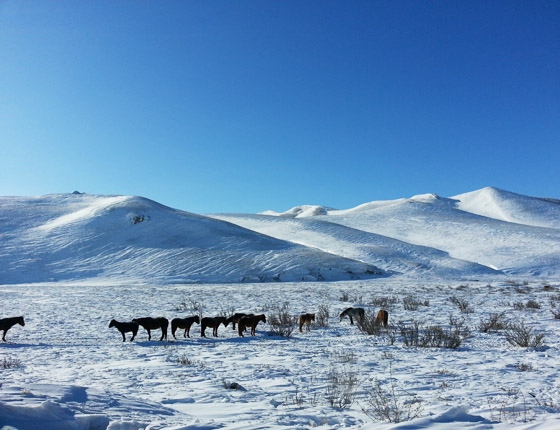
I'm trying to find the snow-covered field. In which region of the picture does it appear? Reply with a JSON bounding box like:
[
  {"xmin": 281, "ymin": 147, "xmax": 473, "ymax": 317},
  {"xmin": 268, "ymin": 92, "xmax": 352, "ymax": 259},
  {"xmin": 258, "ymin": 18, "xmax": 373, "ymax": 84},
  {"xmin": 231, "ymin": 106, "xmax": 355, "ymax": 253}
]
[
  {"xmin": 1, "ymin": 279, "xmax": 560, "ymax": 429},
  {"xmin": 1, "ymin": 187, "xmax": 560, "ymax": 429}
]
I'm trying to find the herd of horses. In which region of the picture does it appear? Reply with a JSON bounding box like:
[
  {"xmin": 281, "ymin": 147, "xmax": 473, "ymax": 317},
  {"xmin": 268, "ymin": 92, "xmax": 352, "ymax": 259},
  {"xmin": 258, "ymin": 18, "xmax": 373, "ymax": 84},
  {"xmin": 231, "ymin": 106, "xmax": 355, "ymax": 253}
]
[
  {"xmin": 108, "ymin": 313, "xmax": 269, "ymax": 342},
  {"xmin": 0, "ymin": 307, "xmax": 388, "ymax": 343}
]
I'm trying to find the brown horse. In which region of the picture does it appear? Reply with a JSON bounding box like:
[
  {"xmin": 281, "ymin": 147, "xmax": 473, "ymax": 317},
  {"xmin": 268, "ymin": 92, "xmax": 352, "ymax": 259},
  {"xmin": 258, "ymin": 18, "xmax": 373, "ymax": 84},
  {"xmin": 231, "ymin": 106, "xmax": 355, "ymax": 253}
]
[
  {"xmin": 339, "ymin": 307, "xmax": 365, "ymax": 325},
  {"xmin": 171, "ymin": 316, "xmax": 200, "ymax": 339},
  {"xmin": 132, "ymin": 317, "xmax": 169, "ymax": 341},
  {"xmin": 238, "ymin": 314, "xmax": 266, "ymax": 337},
  {"xmin": 109, "ymin": 319, "xmax": 139, "ymax": 342},
  {"xmin": 227, "ymin": 313, "xmax": 253, "ymax": 330},
  {"xmin": 0, "ymin": 316, "xmax": 25, "ymax": 342},
  {"xmin": 376, "ymin": 309, "xmax": 389, "ymax": 327},
  {"xmin": 201, "ymin": 316, "xmax": 229, "ymax": 337},
  {"xmin": 298, "ymin": 313, "xmax": 315, "ymax": 332}
]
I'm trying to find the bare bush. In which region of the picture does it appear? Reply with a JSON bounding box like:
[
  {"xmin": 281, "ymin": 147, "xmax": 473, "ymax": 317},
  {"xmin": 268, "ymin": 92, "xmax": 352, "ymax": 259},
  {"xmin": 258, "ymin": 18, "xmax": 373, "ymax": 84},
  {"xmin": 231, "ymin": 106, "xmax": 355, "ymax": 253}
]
[
  {"xmin": 403, "ymin": 296, "xmax": 429, "ymax": 311},
  {"xmin": 174, "ymin": 298, "xmax": 205, "ymax": 318},
  {"xmin": 176, "ymin": 355, "xmax": 206, "ymax": 368},
  {"xmin": 316, "ymin": 304, "xmax": 330, "ymax": 327},
  {"xmin": 267, "ymin": 302, "xmax": 297, "ymax": 337},
  {"xmin": 478, "ymin": 312, "xmax": 509, "ymax": 333},
  {"xmin": 525, "ymin": 300, "xmax": 541, "ymax": 310},
  {"xmin": 399, "ymin": 320, "xmax": 463, "ymax": 349},
  {"xmin": 399, "ymin": 320, "xmax": 420, "ymax": 347},
  {"xmin": 325, "ymin": 366, "xmax": 360, "ymax": 408},
  {"xmin": 422, "ymin": 325, "xmax": 463, "ymax": 349},
  {"xmin": 488, "ymin": 388, "xmax": 536, "ymax": 423},
  {"xmin": 330, "ymin": 349, "xmax": 357, "ymax": 364},
  {"xmin": 357, "ymin": 310, "xmax": 384, "ymax": 335},
  {"xmin": 448, "ymin": 296, "xmax": 474, "ymax": 314},
  {"xmin": 505, "ymin": 322, "xmax": 545, "ymax": 348},
  {"xmin": 1, "ymin": 357, "xmax": 23, "ymax": 369},
  {"xmin": 448, "ymin": 314, "xmax": 471, "ymax": 338},
  {"xmin": 370, "ymin": 296, "xmax": 399, "ymax": 309},
  {"xmin": 361, "ymin": 363, "xmax": 423, "ymax": 423}
]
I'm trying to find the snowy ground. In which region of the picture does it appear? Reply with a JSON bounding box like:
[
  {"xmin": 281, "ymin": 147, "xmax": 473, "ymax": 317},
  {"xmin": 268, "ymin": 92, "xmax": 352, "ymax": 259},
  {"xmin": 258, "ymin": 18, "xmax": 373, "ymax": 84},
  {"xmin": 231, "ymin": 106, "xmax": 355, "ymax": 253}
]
[{"xmin": 2, "ymin": 277, "xmax": 560, "ymax": 429}]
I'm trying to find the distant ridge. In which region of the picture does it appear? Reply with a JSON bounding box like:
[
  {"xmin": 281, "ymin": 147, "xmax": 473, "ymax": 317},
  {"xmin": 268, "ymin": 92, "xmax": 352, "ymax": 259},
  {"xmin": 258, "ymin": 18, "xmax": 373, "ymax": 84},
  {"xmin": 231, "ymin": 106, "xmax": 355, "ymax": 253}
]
[
  {"xmin": 2, "ymin": 187, "xmax": 559, "ymax": 285},
  {"xmin": 220, "ymin": 187, "xmax": 560, "ymax": 279}
]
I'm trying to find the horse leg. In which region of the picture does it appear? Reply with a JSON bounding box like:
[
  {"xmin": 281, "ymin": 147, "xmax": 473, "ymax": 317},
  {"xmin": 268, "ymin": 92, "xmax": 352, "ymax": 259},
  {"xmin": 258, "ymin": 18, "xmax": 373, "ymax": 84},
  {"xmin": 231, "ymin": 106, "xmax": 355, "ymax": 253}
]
[
  {"xmin": 299, "ymin": 320, "xmax": 303, "ymax": 333},
  {"xmin": 120, "ymin": 330, "xmax": 126, "ymax": 342},
  {"xmin": 147, "ymin": 329, "xmax": 151, "ymax": 341},
  {"xmin": 131, "ymin": 328, "xmax": 137, "ymax": 341},
  {"xmin": 201, "ymin": 325, "xmax": 206, "ymax": 337},
  {"xmin": 2, "ymin": 330, "xmax": 6, "ymax": 342},
  {"xmin": 238, "ymin": 325, "xmax": 244, "ymax": 337},
  {"xmin": 349, "ymin": 316, "xmax": 354, "ymax": 325}
]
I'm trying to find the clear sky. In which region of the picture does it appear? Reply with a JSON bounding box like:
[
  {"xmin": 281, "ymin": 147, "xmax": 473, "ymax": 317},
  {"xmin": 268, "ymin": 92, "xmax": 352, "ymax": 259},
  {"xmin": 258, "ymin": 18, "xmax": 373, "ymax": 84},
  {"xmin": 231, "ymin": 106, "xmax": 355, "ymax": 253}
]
[{"xmin": 1, "ymin": 1, "xmax": 559, "ymax": 214}]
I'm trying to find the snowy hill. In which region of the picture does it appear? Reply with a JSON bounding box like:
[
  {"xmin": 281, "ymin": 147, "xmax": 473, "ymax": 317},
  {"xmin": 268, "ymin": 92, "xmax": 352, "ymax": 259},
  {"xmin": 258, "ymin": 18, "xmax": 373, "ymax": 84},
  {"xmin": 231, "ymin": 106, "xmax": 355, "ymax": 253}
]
[
  {"xmin": 0, "ymin": 194, "xmax": 381, "ymax": 285},
  {"xmin": 216, "ymin": 187, "xmax": 560, "ymax": 279},
  {"xmin": 453, "ymin": 187, "xmax": 560, "ymax": 229},
  {"xmin": 1, "ymin": 187, "xmax": 559, "ymax": 285}
]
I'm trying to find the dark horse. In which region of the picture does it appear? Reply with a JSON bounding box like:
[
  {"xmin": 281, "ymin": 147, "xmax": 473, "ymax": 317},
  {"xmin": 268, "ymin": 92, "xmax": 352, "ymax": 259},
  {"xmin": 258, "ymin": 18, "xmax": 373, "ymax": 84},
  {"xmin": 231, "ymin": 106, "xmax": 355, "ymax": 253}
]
[
  {"xmin": 171, "ymin": 316, "xmax": 200, "ymax": 339},
  {"xmin": 238, "ymin": 314, "xmax": 266, "ymax": 337},
  {"xmin": 132, "ymin": 317, "xmax": 168, "ymax": 341},
  {"xmin": 0, "ymin": 316, "xmax": 25, "ymax": 341},
  {"xmin": 201, "ymin": 316, "xmax": 229, "ymax": 337},
  {"xmin": 109, "ymin": 319, "xmax": 139, "ymax": 342},
  {"xmin": 227, "ymin": 313, "xmax": 253, "ymax": 331},
  {"xmin": 339, "ymin": 307, "xmax": 365, "ymax": 325}
]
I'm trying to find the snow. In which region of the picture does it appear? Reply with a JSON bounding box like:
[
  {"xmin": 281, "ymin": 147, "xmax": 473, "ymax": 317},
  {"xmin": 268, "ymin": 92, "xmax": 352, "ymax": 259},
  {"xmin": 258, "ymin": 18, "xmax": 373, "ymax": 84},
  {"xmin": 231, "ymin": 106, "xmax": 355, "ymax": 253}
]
[
  {"xmin": 1, "ymin": 187, "xmax": 560, "ymax": 429},
  {"xmin": 2, "ymin": 280, "xmax": 560, "ymax": 429},
  {"xmin": 452, "ymin": 187, "xmax": 560, "ymax": 229},
  {"xmin": 216, "ymin": 190, "xmax": 560, "ymax": 279},
  {"xmin": 0, "ymin": 194, "xmax": 381, "ymax": 285}
]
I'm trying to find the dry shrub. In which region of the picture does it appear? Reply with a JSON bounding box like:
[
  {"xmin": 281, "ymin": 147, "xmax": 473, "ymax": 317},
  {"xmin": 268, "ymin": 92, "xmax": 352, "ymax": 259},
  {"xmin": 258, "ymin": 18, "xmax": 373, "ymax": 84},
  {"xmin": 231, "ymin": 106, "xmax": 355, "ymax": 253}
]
[
  {"xmin": 267, "ymin": 302, "xmax": 297, "ymax": 337},
  {"xmin": 505, "ymin": 322, "xmax": 545, "ymax": 348}
]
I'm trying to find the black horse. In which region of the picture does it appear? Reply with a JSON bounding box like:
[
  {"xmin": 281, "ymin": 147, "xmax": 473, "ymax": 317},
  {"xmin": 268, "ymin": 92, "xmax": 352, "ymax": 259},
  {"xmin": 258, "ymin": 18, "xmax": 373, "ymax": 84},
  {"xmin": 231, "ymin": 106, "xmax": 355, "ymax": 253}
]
[
  {"xmin": 171, "ymin": 316, "xmax": 200, "ymax": 339},
  {"xmin": 0, "ymin": 316, "xmax": 25, "ymax": 342},
  {"xmin": 132, "ymin": 317, "xmax": 169, "ymax": 341},
  {"xmin": 201, "ymin": 316, "xmax": 229, "ymax": 337},
  {"xmin": 109, "ymin": 319, "xmax": 139, "ymax": 342}
]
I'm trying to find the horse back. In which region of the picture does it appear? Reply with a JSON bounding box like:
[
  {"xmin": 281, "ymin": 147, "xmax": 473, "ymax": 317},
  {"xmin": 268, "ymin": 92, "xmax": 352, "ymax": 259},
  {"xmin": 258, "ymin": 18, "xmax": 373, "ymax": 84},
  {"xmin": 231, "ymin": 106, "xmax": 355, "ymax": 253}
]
[{"xmin": 0, "ymin": 316, "xmax": 25, "ymax": 329}]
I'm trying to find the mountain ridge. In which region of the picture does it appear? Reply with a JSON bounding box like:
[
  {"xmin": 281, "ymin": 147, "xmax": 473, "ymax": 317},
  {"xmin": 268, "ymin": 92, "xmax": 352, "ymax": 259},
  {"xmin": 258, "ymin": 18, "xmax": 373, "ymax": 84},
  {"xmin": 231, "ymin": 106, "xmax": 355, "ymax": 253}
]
[{"xmin": 1, "ymin": 187, "xmax": 559, "ymax": 285}]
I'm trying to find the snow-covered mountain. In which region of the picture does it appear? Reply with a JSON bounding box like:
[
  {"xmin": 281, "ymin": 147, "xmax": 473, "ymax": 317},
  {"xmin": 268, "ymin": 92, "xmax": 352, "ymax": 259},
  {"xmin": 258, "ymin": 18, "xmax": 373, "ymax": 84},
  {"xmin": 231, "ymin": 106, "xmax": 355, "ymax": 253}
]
[
  {"xmin": 0, "ymin": 194, "xmax": 380, "ymax": 285},
  {"xmin": 215, "ymin": 187, "xmax": 560, "ymax": 279},
  {"xmin": 1, "ymin": 187, "xmax": 559, "ymax": 285}
]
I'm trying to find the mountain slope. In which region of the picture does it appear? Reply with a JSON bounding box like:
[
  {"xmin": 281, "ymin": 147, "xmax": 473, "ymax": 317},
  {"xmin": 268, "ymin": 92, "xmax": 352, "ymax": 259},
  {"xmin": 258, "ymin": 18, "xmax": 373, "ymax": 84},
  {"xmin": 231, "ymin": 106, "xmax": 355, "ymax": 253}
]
[
  {"xmin": 452, "ymin": 187, "xmax": 560, "ymax": 229},
  {"xmin": 0, "ymin": 194, "xmax": 381, "ymax": 284},
  {"xmin": 211, "ymin": 213, "xmax": 498, "ymax": 278},
  {"xmin": 246, "ymin": 188, "xmax": 560, "ymax": 278},
  {"xmin": 2, "ymin": 187, "xmax": 559, "ymax": 285}
]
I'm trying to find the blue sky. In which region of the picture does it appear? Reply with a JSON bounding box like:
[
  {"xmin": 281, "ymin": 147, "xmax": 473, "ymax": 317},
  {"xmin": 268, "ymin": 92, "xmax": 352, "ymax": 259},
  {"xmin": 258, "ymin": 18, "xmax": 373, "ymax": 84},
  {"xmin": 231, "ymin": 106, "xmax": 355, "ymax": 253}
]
[{"xmin": 1, "ymin": 1, "xmax": 559, "ymax": 213}]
